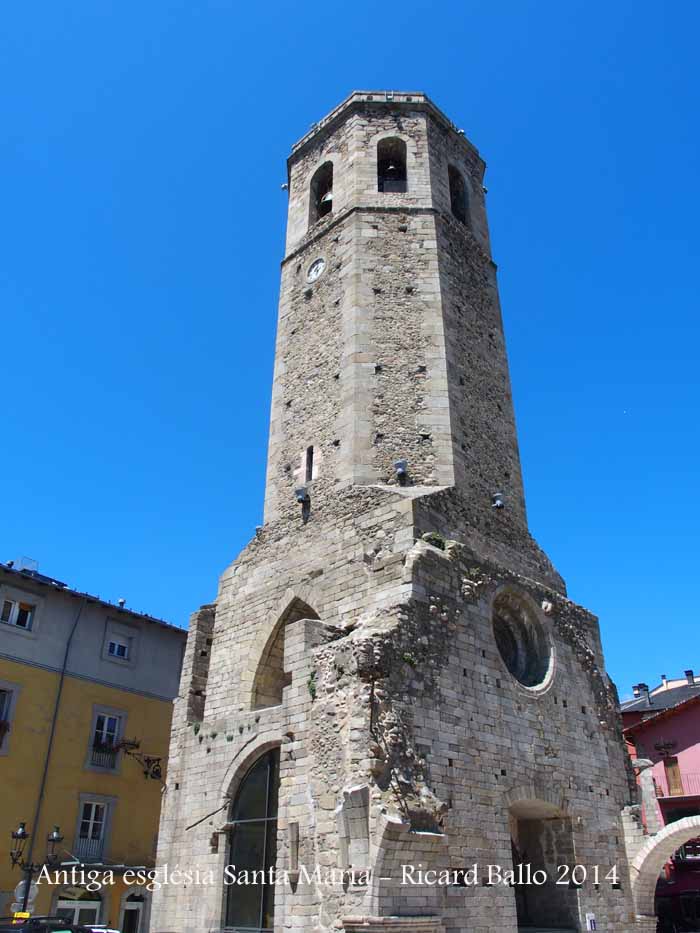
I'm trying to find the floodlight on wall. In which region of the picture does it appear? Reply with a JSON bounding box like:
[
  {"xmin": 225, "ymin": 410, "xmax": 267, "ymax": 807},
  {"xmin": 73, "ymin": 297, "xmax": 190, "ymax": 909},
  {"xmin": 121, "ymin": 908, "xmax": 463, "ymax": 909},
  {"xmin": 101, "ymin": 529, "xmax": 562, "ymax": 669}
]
[
  {"xmin": 281, "ymin": 183, "xmax": 289, "ymax": 191},
  {"xmin": 295, "ymin": 486, "xmax": 311, "ymax": 523},
  {"xmin": 491, "ymin": 492, "xmax": 505, "ymax": 510},
  {"xmin": 321, "ymin": 191, "xmax": 333, "ymax": 204},
  {"xmin": 394, "ymin": 459, "xmax": 408, "ymax": 487}
]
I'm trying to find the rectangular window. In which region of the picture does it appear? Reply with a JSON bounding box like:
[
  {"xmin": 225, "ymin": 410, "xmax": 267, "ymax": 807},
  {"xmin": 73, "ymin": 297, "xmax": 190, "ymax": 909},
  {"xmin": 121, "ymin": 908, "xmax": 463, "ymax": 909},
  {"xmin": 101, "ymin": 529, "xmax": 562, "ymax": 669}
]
[
  {"xmin": 0, "ymin": 689, "xmax": 11, "ymax": 749},
  {"xmin": 91, "ymin": 714, "xmax": 120, "ymax": 769},
  {"xmin": 108, "ymin": 639, "xmax": 129, "ymax": 659},
  {"xmin": 0, "ymin": 689, "xmax": 9, "ymax": 720},
  {"xmin": 102, "ymin": 623, "xmax": 137, "ymax": 666},
  {"xmin": 76, "ymin": 801, "xmax": 107, "ymax": 860},
  {"xmin": 0, "ymin": 598, "xmax": 35, "ymax": 630}
]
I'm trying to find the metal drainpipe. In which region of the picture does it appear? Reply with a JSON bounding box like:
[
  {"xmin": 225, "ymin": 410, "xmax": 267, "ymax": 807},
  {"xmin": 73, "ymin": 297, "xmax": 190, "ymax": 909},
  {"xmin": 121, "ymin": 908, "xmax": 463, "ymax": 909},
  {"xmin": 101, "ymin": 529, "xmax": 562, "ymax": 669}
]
[{"xmin": 21, "ymin": 597, "xmax": 87, "ymax": 912}]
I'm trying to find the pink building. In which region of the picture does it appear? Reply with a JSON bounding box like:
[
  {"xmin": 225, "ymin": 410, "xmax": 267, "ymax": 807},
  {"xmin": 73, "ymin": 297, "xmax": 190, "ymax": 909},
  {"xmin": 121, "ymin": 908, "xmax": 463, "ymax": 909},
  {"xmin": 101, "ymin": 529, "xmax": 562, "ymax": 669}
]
[{"xmin": 622, "ymin": 670, "xmax": 700, "ymax": 929}]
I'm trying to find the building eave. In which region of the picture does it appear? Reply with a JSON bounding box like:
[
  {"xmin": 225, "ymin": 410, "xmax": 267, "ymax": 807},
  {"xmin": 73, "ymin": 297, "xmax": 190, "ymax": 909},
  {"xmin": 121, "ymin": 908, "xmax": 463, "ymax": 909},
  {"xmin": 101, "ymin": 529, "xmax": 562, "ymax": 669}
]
[{"xmin": 0, "ymin": 563, "xmax": 186, "ymax": 636}]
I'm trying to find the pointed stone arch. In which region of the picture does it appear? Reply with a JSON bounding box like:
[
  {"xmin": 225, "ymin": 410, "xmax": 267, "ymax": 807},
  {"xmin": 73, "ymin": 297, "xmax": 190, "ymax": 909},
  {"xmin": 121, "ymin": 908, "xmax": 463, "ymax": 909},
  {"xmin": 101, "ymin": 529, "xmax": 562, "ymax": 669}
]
[
  {"xmin": 246, "ymin": 589, "xmax": 321, "ymax": 710},
  {"xmin": 631, "ymin": 815, "xmax": 700, "ymax": 919}
]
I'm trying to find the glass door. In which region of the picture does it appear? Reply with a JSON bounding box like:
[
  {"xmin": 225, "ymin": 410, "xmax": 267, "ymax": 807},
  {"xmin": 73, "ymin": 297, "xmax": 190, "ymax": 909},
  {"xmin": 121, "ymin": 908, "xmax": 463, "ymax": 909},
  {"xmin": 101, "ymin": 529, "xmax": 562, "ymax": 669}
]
[{"xmin": 56, "ymin": 898, "xmax": 101, "ymax": 925}]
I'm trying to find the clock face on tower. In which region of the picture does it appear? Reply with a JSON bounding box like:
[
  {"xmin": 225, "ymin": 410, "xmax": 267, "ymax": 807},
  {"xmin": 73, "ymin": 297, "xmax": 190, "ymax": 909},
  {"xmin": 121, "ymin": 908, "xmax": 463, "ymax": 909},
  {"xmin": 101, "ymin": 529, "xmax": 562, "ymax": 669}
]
[{"xmin": 306, "ymin": 257, "xmax": 326, "ymax": 283}]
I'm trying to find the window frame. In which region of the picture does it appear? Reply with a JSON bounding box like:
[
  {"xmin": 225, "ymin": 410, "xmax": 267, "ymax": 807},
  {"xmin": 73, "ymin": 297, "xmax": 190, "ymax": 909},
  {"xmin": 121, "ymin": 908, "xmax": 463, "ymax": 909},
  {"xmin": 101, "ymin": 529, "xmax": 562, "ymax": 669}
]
[
  {"xmin": 0, "ymin": 585, "xmax": 43, "ymax": 638},
  {"xmin": 108, "ymin": 638, "xmax": 130, "ymax": 660},
  {"xmin": 0, "ymin": 678, "xmax": 20, "ymax": 756},
  {"xmin": 85, "ymin": 704, "xmax": 126, "ymax": 773},
  {"xmin": 72, "ymin": 792, "xmax": 116, "ymax": 863},
  {"xmin": 55, "ymin": 897, "xmax": 103, "ymax": 927},
  {"xmin": 101, "ymin": 619, "xmax": 138, "ymax": 667},
  {"xmin": 224, "ymin": 748, "xmax": 280, "ymax": 932}
]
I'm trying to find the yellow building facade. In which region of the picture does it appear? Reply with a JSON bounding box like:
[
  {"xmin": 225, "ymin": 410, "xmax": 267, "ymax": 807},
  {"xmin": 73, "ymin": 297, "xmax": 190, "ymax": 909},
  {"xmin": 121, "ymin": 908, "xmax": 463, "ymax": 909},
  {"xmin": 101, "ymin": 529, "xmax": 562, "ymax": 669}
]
[{"xmin": 0, "ymin": 560, "xmax": 185, "ymax": 931}]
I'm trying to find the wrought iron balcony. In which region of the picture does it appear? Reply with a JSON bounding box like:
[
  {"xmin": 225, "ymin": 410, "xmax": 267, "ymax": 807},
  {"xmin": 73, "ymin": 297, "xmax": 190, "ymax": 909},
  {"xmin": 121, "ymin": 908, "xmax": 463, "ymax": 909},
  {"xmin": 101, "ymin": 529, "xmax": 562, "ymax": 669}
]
[
  {"xmin": 654, "ymin": 771, "xmax": 700, "ymax": 798},
  {"xmin": 91, "ymin": 741, "xmax": 117, "ymax": 769},
  {"xmin": 74, "ymin": 834, "xmax": 105, "ymax": 862}
]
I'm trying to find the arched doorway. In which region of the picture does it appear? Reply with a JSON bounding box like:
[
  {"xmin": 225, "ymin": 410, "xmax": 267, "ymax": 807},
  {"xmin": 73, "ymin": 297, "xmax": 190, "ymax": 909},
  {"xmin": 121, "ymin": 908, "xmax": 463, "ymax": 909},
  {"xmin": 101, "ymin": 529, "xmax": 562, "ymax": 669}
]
[
  {"xmin": 224, "ymin": 748, "xmax": 280, "ymax": 932},
  {"xmin": 119, "ymin": 891, "xmax": 148, "ymax": 933}
]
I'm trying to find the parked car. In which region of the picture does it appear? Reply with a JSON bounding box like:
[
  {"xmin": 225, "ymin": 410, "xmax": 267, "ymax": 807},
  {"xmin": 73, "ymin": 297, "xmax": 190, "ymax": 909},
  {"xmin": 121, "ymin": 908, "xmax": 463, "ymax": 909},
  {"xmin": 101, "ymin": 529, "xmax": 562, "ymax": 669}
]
[{"xmin": 0, "ymin": 916, "xmax": 97, "ymax": 933}]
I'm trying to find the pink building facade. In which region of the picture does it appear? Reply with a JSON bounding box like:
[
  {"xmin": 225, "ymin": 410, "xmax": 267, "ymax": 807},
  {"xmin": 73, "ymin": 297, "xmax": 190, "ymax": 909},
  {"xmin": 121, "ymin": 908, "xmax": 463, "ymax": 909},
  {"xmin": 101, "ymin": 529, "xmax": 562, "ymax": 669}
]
[{"xmin": 622, "ymin": 670, "xmax": 700, "ymax": 929}]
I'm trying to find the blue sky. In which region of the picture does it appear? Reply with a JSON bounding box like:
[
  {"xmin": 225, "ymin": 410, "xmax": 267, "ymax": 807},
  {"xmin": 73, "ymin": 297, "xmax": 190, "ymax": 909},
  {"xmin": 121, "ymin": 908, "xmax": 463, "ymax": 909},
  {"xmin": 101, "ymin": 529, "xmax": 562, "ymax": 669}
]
[{"xmin": 1, "ymin": 1, "xmax": 698, "ymax": 699}]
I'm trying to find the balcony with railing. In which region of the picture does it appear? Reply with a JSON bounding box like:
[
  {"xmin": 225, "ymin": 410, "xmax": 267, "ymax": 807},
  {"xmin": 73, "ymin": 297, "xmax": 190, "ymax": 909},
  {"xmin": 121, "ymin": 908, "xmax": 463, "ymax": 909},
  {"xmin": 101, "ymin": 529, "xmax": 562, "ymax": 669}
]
[
  {"xmin": 91, "ymin": 741, "xmax": 118, "ymax": 769},
  {"xmin": 654, "ymin": 771, "xmax": 700, "ymax": 798},
  {"xmin": 74, "ymin": 834, "xmax": 105, "ymax": 862}
]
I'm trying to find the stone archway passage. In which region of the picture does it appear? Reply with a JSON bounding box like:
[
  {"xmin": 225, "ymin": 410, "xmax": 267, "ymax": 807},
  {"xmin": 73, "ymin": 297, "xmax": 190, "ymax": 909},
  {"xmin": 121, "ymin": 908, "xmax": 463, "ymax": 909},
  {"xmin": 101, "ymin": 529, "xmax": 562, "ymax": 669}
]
[{"xmin": 631, "ymin": 815, "xmax": 700, "ymax": 919}]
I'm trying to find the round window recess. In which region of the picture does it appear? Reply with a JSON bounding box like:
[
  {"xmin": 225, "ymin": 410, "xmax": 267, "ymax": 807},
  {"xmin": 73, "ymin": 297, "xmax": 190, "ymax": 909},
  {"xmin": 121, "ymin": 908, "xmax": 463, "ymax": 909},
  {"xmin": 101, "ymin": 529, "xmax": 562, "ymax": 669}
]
[
  {"xmin": 306, "ymin": 257, "xmax": 326, "ymax": 283},
  {"xmin": 492, "ymin": 590, "xmax": 552, "ymax": 689}
]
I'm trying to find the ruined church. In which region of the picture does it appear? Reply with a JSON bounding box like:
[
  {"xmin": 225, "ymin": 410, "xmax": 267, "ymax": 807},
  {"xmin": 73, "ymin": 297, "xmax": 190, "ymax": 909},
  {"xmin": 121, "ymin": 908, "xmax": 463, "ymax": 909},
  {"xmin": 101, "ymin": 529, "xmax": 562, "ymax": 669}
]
[{"xmin": 151, "ymin": 92, "xmax": 650, "ymax": 933}]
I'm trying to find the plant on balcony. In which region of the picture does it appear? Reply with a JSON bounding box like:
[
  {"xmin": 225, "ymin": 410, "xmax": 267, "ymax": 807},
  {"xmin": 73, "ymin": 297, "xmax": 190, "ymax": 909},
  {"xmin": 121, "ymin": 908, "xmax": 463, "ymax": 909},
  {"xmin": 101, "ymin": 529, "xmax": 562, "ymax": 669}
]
[{"xmin": 91, "ymin": 740, "xmax": 118, "ymax": 768}]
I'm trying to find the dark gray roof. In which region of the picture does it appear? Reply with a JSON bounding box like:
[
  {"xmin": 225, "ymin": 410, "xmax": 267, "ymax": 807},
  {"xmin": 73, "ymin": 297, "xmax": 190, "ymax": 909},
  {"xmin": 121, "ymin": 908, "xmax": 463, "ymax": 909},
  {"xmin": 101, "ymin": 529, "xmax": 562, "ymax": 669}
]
[
  {"xmin": 620, "ymin": 682, "xmax": 700, "ymax": 713},
  {"xmin": 0, "ymin": 562, "xmax": 185, "ymax": 634}
]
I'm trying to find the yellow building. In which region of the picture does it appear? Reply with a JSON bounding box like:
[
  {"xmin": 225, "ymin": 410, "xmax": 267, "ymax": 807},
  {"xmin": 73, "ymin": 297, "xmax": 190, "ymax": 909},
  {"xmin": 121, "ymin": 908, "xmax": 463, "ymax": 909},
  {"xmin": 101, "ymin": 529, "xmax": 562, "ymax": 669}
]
[{"xmin": 0, "ymin": 559, "xmax": 186, "ymax": 931}]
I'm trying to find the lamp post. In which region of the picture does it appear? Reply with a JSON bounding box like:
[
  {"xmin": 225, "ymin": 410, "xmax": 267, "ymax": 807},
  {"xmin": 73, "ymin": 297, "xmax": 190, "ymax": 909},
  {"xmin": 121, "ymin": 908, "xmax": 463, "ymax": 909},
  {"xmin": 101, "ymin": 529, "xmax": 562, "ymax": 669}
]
[{"xmin": 10, "ymin": 821, "xmax": 64, "ymax": 914}]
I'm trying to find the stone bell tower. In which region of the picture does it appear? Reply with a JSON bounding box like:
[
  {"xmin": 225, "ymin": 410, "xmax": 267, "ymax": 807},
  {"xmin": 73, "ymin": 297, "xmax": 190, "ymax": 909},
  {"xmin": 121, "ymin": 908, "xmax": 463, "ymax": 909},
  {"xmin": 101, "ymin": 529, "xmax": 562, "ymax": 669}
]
[{"xmin": 152, "ymin": 93, "xmax": 642, "ymax": 933}]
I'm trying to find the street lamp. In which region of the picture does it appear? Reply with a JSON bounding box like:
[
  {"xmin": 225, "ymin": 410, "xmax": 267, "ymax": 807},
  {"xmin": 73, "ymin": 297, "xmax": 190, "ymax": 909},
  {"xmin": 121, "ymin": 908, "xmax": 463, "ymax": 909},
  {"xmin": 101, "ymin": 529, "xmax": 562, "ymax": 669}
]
[
  {"xmin": 9, "ymin": 823, "xmax": 29, "ymax": 867},
  {"xmin": 9, "ymin": 822, "xmax": 64, "ymax": 914}
]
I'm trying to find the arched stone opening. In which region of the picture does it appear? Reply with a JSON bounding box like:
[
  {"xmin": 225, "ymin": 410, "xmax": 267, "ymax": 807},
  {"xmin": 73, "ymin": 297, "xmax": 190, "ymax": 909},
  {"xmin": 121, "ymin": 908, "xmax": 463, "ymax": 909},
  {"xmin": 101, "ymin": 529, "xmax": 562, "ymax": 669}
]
[
  {"xmin": 309, "ymin": 161, "xmax": 333, "ymax": 227},
  {"xmin": 251, "ymin": 598, "xmax": 320, "ymax": 709},
  {"xmin": 631, "ymin": 814, "xmax": 700, "ymax": 920},
  {"xmin": 377, "ymin": 137, "xmax": 407, "ymax": 192},
  {"xmin": 224, "ymin": 748, "xmax": 280, "ymax": 933},
  {"xmin": 508, "ymin": 797, "xmax": 578, "ymax": 931},
  {"xmin": 447, "ymin": 164, "xmax": 468, "ymax": 225}
]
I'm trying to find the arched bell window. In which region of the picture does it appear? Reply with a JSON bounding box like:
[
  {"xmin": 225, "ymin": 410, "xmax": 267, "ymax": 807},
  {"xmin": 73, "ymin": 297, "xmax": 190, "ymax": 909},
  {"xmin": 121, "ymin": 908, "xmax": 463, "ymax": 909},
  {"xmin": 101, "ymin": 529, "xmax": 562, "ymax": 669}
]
[
  {"xmin": 377, "ymin": 138, "xmax": 407, "ymax": 193},
  {"xmin": 448, "ymin": 165, "xmax": 468, "ymax": 225},
  {"xmin": 308, "ymin": 161, "xmax": 334, "ymax": 227},
  {"xmin": 225, "ymin": 749, "xmax": 280, "ymax": 933}
]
